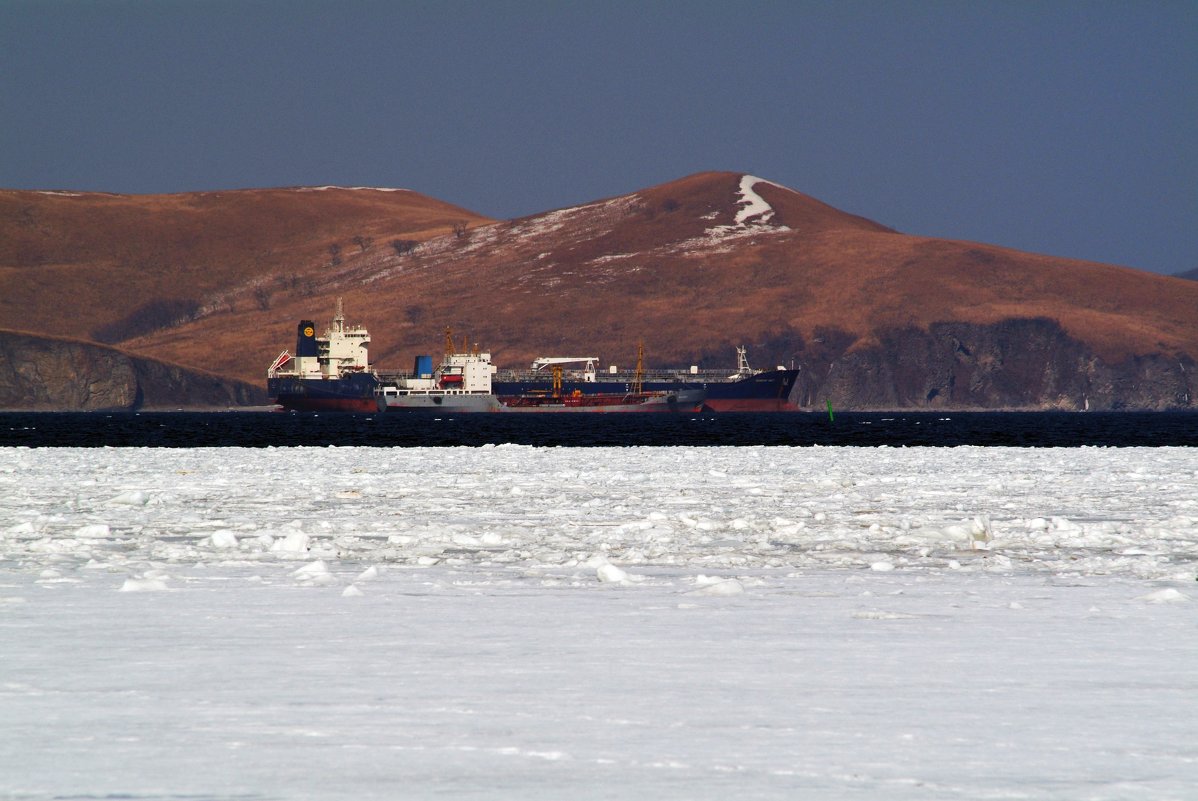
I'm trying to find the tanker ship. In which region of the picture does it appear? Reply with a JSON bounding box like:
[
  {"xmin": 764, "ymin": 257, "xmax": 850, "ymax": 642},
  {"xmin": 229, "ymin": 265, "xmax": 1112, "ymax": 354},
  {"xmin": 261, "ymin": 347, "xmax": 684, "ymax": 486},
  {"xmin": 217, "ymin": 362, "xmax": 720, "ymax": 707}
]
[{"xmin": 267, "ymin": 302, "xmax": 796, "ymax": 413}]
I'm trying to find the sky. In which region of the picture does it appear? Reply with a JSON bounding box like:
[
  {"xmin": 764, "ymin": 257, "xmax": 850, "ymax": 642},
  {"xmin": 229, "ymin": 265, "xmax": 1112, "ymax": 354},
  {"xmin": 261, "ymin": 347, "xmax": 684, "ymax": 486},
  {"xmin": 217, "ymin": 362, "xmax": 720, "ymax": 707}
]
[{"xmin": 2, "ymin": 1, "xmax": 1195, "ymax": 276}]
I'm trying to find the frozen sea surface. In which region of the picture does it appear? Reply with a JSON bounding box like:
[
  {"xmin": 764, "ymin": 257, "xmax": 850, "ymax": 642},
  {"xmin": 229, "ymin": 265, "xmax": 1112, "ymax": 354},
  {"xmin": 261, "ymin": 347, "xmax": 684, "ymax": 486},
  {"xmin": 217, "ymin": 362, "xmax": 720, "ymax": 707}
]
[{"xmin": 1, "ymin": 446, "xmax": 1196, "ymax": 799}]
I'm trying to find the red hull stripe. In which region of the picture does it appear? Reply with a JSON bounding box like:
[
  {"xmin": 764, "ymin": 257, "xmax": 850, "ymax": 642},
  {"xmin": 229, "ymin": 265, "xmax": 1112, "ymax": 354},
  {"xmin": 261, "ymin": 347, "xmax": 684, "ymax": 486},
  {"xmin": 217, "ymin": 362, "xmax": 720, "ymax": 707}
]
[{"xmin": 701, "ymin": 399, "xmax": 801, "ymax": 412}]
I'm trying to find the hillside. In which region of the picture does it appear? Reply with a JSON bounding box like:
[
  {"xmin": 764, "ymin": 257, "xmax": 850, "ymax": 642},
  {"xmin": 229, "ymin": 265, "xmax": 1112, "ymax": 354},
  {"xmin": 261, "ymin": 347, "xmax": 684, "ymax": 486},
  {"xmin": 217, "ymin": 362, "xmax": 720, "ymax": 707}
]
[
  {"xmin": 0, "ymin": 187, "xmax": 492, "ymax": 344},
  {"xmin": 4, "ymin": 173, "xmax": 1197, "ymax": 410}
]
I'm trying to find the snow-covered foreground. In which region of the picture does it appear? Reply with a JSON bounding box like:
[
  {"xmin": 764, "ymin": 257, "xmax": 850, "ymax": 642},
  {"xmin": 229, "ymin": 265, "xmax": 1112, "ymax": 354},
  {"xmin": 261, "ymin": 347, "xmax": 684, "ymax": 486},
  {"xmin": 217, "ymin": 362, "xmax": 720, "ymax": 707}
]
[{"xmin": 2, "ymin": 446, "xmax": 1196, "ymax": 799}]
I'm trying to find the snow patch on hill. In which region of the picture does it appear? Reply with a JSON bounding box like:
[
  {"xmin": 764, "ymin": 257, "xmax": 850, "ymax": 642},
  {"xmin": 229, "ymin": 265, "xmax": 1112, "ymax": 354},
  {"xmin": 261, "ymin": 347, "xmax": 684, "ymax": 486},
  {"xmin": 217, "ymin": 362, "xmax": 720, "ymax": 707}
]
[
  {"xmin": 297, "ymin": 186, "xmax": 412, "ymax": 193},
  {"xmin": 661, "ymin": 175, "xmax": 792, "ymax": 257},
  {"xmin": 733, "ymin": 174, "xmax": 777, "ymax": 224}
]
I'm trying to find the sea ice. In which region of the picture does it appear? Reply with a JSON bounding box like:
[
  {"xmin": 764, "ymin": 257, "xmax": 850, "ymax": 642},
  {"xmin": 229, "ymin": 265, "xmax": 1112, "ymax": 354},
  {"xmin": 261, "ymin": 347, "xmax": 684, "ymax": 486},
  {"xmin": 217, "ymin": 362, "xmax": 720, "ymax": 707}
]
[{"xmin": 1, "ymin": 445, "xmax": 1195, "ymax": 799}]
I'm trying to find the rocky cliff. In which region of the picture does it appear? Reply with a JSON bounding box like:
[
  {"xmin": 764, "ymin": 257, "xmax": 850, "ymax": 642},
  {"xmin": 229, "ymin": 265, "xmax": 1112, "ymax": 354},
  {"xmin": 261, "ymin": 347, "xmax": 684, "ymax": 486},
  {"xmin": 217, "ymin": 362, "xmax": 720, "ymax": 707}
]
[
  {"xmin": 792, "ymin": 318, "xmax": 1195, "ymax": 411},
  {"xmin": 0, "ymin": 330, "xmax": 265, "ymax": 411}
]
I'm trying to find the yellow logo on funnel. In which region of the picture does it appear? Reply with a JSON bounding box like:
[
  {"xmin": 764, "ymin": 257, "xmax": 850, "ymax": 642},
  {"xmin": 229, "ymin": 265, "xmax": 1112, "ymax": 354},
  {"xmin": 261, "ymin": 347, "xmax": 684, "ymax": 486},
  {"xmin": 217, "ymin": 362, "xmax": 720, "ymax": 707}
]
[{"xmin": 303, "ymin": 326, "xmax": 315, "ymax": 338}]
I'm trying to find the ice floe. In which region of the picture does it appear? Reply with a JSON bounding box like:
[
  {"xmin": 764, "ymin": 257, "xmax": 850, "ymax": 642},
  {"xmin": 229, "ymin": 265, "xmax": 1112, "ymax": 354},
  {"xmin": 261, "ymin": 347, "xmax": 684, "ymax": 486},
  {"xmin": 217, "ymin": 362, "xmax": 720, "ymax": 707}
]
[
  {"xmin": 2, "ymin": 443, "xmax": 1196, "ymax": 799},
  {"xmin": 1, "ymin": 446, "xmax": 1195, "ymax": 582}
]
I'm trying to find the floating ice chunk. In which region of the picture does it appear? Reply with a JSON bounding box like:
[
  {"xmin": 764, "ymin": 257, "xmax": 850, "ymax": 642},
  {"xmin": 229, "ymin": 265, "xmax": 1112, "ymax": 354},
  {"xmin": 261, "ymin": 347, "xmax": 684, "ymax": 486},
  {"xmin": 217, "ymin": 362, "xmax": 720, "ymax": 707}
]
[
  {"xmin": 342, "ymin": 585, "xmax": 364, "ymax": 597},
  {"xmin": 693, "ymin": 579, "xmax": 744, "ymax": 596},
  {"xmin": 210, "ymin": 530, "xmax": 238, "ymax": 549},
  {"xmin": 870, "ymin": 561, "xmax": 895, "ymax": 572},
  {"xmin": 937, "ymin": 516, "xmax": 993, "ymax": 548},
  {"xmin": 119, "ymin": 577, "xmax": 168, "ymax": 592},
  {"xmin": 335, "ymin": 490, "xmax": 362, "ymax": 499},
  {"xmin": 293, "ymin": 561, "xmax": 336, "ymax": 585},
  {"xmin": 1135, "ymin": 588, "xmax": 1189, "ymax": 604},
  {"xmin": 597, "ymin": 563, "xmax": 629, "ymax": 584},
  {"xmin": 271, "ymin": 532, "xmax": 310, "ymax": 553},
  {"xmin": 109, "ymin": 490, "xmax": 150, "ymax": 506},
  {"xmin": 356, "ymin": 566, "xmax": 379, "ymax": 582},
  {"xmin": 74, "ymin": 524, "xmax": 110, "ymax": 538},
  {"xmin": 293, "ymin": 560, "xmax": 330, "ymax": 578},
  {"xmin": 852, "ymin": 610, "xmax": 917, "ymax": 620}
]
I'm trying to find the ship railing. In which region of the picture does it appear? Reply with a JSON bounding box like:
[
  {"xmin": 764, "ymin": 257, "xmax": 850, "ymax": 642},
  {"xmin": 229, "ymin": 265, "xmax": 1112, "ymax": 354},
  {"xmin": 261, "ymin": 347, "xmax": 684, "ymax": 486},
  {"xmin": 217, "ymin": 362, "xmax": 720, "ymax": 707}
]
[
  {"xmin": 267, "ymin": 351, "xmax": 293, "ymax": 379},
  {"xmin": 493, "ymin": 368, "xmax": 740, "ymax": 383},
  {"xmin": 373, "ymin": 367, "xmax": 780, "ymax": 384}
]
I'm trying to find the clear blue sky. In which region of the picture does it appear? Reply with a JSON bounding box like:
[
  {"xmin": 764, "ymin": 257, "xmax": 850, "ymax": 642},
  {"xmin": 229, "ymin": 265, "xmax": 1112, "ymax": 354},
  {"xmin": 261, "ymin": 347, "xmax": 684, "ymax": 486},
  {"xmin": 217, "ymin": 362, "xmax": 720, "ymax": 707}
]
[{"xmin": 3, "ymin": 0, "xmax": 1195, "ymax": 275}]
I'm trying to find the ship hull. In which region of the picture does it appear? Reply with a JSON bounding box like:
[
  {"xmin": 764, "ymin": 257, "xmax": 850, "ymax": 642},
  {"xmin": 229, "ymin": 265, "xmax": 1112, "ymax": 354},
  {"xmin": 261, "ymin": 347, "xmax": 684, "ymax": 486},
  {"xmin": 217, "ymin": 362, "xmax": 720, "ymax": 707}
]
[
  {"xmin": 491, "ymin": 368, "xmax": 800, "ymax": 412},
  {"xmin": 384, "ymin": 394, "xmax": 502, "ymax": 413},
  {"xmin": 496, "ymin": 388, "xmax": 704, "ymax": 413},
  {"xmin": 382, "ymin": 389, "xmax": 705, "ymax": 413},
  {"xmin": 268, "ymin": 374, "xmax": 385, "ymax": 413},
  {"xmin": 269, "ymin": 371, "xmax": 797, "ymax": 413}
]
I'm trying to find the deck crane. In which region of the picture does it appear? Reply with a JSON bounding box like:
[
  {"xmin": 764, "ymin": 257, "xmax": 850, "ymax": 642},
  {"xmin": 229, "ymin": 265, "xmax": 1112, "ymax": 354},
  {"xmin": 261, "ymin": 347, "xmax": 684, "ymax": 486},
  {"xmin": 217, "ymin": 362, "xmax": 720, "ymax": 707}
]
[{"xmin": 529, "ymin": 356, "xmax": 600, "ymax": 382}]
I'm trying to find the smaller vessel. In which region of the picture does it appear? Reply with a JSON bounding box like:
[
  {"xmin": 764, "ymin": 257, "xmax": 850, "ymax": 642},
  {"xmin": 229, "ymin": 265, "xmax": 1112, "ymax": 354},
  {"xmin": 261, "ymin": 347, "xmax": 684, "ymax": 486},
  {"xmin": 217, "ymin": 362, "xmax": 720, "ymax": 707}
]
[
  {"xmin": 378, "ymin": 333, "xmax": 501, "ymax": 412},
  {"xmin": 381, "ymin": 333, "xmax": 705, "ymax": 413}
]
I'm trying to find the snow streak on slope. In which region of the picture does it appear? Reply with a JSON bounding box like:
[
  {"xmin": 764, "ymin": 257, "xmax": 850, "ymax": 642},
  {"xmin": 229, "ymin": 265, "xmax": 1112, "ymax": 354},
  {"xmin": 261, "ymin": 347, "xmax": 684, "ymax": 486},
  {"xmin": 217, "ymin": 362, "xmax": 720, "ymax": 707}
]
[
  {"xmin": 667, "ymin": 174, "xmax": 791, "ymax": 256},
  {"xmin": 733, "ymin": 174, "xmax": 777, "ymax": 224}
]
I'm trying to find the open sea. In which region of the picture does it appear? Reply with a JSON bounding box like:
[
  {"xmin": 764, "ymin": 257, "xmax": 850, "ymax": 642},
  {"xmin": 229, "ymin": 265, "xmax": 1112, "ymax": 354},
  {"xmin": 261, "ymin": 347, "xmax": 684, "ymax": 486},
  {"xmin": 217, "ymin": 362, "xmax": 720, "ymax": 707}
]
[{"xmin": 2, "ymin": 411, "xmax": 1196, "ymax": 447}]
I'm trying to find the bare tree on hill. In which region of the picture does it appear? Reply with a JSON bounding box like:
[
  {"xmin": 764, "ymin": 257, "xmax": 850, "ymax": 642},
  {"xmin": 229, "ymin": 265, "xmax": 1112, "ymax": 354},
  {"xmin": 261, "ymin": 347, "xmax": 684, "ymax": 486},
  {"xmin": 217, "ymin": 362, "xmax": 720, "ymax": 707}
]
[{"xmin": 392, "ymin": 239, "xmax": 419, "ymax": 257}]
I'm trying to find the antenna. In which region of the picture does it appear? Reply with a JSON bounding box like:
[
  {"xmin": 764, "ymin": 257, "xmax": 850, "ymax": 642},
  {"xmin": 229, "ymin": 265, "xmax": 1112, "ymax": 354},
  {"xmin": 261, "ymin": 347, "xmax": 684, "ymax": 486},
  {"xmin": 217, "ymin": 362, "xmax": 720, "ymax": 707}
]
[{"xmin": 334, "ymin": 297, "xmax": 346, "ymax": 332}]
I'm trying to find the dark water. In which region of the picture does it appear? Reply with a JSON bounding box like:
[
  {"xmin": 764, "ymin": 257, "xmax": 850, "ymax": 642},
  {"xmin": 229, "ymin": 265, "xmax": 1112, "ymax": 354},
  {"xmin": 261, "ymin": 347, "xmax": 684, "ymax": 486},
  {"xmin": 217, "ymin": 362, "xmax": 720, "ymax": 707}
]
[{"xmin": 2, "ymin": 411, "xmax": 1196, "ymax": 447}]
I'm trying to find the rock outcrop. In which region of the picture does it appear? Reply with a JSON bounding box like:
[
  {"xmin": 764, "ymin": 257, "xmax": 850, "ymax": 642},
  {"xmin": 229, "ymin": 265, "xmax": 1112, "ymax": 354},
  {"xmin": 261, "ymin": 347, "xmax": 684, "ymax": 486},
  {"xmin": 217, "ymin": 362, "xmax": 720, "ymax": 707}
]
[
  {"xmin": 0, "ymin": 330, "xmax": 265, "ymax": 411},
  {"xmin": 791, "ymin": 318, "xmax": 1195, "ymax": 411}
]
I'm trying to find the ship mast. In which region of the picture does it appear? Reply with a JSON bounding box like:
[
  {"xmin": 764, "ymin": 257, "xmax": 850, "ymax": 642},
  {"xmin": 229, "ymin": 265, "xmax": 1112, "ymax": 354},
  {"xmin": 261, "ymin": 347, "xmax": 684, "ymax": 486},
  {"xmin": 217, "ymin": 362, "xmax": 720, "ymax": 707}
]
[{"xmin": 632, "ymin": 342, "xmax": 645, "ymax": 394}]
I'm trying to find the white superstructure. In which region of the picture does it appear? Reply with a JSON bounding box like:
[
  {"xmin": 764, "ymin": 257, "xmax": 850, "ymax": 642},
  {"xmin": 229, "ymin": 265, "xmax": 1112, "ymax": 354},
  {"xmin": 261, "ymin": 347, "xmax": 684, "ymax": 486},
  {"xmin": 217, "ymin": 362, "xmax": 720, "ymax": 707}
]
[{"xmin": 318, "ymin": 298, "xmax": 370, "ymax": 377}]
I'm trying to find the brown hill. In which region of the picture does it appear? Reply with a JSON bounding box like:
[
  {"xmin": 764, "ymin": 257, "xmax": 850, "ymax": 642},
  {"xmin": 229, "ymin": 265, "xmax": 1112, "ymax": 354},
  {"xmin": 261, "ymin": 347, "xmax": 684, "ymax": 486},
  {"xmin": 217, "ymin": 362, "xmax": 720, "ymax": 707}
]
[
  {"xmin": 0, "ymin": 186, "xmax": 492, "ymax": 344},
  {"xmin": 4, "ymin": 172, "xmax": 1196, "ymax": 410}
]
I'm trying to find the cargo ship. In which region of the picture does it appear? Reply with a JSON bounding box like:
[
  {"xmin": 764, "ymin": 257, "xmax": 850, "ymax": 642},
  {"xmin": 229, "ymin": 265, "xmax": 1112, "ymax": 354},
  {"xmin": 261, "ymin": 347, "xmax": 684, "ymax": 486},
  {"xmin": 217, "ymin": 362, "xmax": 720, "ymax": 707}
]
[
  {"xmin": 491, "ymin": 349, "xmax": 799, "ymax": 412},
  {"xmin": 267, "ymin": 302, "xmax": 796, "ymax": 413}
]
